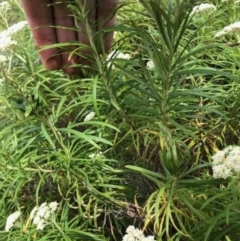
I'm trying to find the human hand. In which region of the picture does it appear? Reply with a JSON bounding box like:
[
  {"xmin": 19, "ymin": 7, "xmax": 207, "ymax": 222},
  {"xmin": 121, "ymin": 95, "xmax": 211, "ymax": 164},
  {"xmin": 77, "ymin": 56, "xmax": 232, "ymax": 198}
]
[{"xmin": 21, "ymin": 0, "xmax": 118, "ymax": 75}]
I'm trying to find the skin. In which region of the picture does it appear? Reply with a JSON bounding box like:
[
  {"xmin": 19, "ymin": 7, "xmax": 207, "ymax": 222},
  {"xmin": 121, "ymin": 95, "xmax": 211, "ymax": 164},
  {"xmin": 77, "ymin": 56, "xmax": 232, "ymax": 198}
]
[{"xmin": 21, "ymin": 0, "xmax": 119, "ymax": 75}]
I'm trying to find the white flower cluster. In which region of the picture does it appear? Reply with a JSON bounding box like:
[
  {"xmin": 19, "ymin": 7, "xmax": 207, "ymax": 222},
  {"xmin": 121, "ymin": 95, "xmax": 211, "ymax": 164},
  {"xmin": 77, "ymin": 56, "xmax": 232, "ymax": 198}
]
[
  {"xmin": 88, "ymin": 151, "xmax": 104, "ymax": 159},
  {"xmin": 0, "ymin": 20, "xmax": 28, "ymax": 50},
  {"xmin": 107, "ymin": 51, "xmax": 131, "ymax": 60},
  {"xmin": 146, "ymin": 60, "xmax": 154, "ymax": 70},
  {"xmin": 107, "ymin": 51, "xmax": 131, "ymax": 68},
  {"xmin": 191, "ymin": 3, "xmax": 217, "ymax": 15},
  {"xmin": 5, "ymin": 211, "xmax": 21, "ymax": 232},
  {"xmin": 214, "ymin": 21, "xmax": 240, "ymax": 38},
  {"xmin": 5, "ymin": 201, "xmax": 58, "ymax": 232},
  {"xmin": 30, "ymin": 201, "xmax": 58, "ymax": 230},
  {"xmin": 212, "ymin": 146, "xmax": 240, "ymax": 179},
  {"xmin": 0, "ymin": 36, "xmax": 17, "ymax": 51},
  {"xmin": 0, "ymin": 1, "xmax": 10, "ymax": 11},
  {"xmin": 122, "ymin": 226, "xmax": 156, "ymax": 241},
  {"xmin": 4, "ymin": 21, "xmax": 28, "ymax": 36},
  {"xmin": 84, "ymin": 111, "xmax": 95, "ymax": 122},
  {"xmin": 0, "ymin": 54, "xmax": 7, "ymax": 63}
]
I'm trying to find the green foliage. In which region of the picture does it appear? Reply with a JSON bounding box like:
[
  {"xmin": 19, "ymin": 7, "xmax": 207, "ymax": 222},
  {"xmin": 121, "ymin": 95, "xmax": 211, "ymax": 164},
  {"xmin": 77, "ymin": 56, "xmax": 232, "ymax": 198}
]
[{"xmin": 1, "ymin": 0, "xmax": 240, "ymax": 240}]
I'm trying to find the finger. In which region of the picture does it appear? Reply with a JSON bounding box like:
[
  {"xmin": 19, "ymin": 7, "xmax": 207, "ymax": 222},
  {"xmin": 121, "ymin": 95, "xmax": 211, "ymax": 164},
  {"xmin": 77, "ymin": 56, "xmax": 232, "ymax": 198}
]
[
  {"xmin": 21, "ymin": 0, "xmax": 61, "ymax": 70},
  {"xmin": 52, "ymin": 0, "xmax": 80, "ymax": 75},
  {"xmin": 76, "ymin": 0, "xmax": 96, "ymax": 66},
  {"xmin": 97, "ymin": 0, "xmax": 119, "ymax": 52}
]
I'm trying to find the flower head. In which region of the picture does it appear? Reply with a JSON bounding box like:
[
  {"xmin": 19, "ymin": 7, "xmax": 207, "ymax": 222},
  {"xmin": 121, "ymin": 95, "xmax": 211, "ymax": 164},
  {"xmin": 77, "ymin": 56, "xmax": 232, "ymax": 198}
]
[
  {"xmin": 5, "ymin": 211, "xmax": 21, "ymax": 231},
  {"xmin": 122, "ymin": 226, "xmax": 156, "ymax": 241},
  {"xmin": 0, "ymin": 21, "xmax": 28, "ymax": 51},
  {"xmin": 84, "ymin": 111, "xmax": 95, "ymax": 122},
  {"xmin": 146, "ymin": 60, "xmax": 154, "ymax": 70},
  {"xmin": 0, "ymin": 54, "xmax": 7, "ymax": 63},
  {"xmin": 191, "ymin": 3, "xmax": 216, "ymax": 15},
  {"xmin": 107, "ymin": 51, "xmax": 131, "ymax": 60},
  {"xmin": 6, "ymin": 21, "xmax": 28, "ymax": 36},
  {"xmin": 107, "ymin": 51, "xmax": 131, "ymax": 68},
  {"xmin": 30, "ymin": 201, "xmax": 58, "ymax": 230},
  {"xmin": 88, "ymin": 151, "xmax": 104, "ymax": 159},
  {"xmin": 0, "ymin": 36, "xmax": 17, "ymax": 50},
  {"xmin": 214, "ymin": 21, "xmax": 240, "ymax": 38},
  {"xmin": 212, "ymin": 146, "xmax": 240, "ymax": 179},
  {"xmin": 0, "ymin": 1, "xmax": 10, "ymax": 11}
]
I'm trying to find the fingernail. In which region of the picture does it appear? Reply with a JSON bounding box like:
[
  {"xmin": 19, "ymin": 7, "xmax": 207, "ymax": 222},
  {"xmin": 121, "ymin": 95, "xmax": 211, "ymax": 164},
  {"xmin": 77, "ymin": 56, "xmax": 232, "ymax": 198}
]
[
  {"xmin": 44, "ymin": 56, "xmax": 62, "ymax": 71},
  {"xmin": 63, "ymin": 67, "xmax": 81, "ymax": 76}
]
